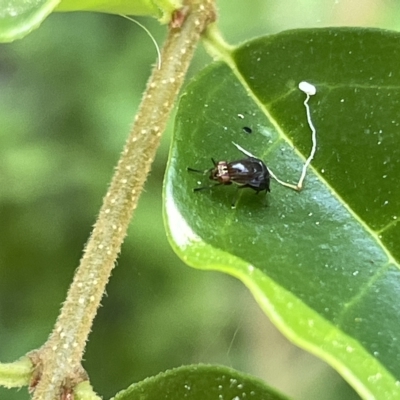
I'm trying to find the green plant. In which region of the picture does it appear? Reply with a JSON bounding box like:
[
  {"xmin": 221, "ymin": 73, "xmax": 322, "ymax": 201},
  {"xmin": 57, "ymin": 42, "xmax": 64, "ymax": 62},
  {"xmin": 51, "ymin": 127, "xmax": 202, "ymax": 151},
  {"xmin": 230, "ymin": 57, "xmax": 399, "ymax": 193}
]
[{"xmin": 1, "ymin": 1, "xmax": 399, "ymax": 399}]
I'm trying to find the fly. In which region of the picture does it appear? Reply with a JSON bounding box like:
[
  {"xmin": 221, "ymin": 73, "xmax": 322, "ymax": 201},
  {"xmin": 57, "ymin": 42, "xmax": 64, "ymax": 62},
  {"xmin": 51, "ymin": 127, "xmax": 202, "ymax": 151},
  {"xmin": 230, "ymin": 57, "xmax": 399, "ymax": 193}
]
[
  {"xmin": 188, "ymin": 146, "xmax": 270, "ymax": 208},
  {"xmin": 187, "ymin": 81, "xmax": 318, "ymax": 207}
]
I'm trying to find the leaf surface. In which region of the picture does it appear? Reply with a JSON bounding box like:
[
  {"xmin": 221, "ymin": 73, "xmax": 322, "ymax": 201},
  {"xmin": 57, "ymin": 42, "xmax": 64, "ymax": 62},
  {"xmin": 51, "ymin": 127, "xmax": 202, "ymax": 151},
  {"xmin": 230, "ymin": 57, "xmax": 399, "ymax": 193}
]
[
  {"xmin": 112, "ymin": 364, "xmax": 289, "ymax": 400},
  {"xmin": 0, "ymin": 0, "xmax": 60, "ymax": 42},
  {"xmin": 54, "ymin": 0, "xmax": 179, "ymax": 20},
  {"xmin": 164, "ymin": 28, "xmax": 400, "ymax": 399},
  {"xmin": 0, "ymin": 0, "xmax": 176, "ymax": 42}
]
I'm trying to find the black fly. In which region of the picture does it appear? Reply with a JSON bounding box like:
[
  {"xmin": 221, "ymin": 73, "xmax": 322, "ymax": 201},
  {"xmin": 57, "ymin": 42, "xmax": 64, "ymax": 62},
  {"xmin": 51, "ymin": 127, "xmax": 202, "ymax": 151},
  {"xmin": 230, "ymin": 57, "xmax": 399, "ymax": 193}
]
[{"xmin": 188, "ymin": 145, "xmax": 270, "ymax": 208}]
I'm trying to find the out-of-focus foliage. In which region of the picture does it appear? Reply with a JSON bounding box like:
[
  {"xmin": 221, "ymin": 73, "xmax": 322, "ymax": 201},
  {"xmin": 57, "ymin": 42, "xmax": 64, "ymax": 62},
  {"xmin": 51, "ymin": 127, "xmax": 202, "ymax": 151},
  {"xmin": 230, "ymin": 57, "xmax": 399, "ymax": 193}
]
[
  {"xmin": 0, "ymin": 0, "xmax": 179, "ymax": 42},
  {"xmin": 1, "ymin": 1, "xmax": 399, "ymax": 399}
]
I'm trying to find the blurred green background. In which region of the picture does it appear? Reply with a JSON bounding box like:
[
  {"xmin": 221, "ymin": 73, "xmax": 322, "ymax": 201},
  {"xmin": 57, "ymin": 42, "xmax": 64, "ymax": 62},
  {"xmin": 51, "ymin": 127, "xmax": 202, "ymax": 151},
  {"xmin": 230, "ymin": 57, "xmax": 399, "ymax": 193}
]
[{"xmin": 0, "ymin": 1, "xmax": 399, "ymax": 399}]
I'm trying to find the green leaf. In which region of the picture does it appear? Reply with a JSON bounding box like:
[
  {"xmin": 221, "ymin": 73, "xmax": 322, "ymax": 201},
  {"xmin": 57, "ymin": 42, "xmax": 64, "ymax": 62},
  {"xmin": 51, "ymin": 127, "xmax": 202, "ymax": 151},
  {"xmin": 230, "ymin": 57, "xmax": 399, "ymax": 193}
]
[
  {"xmin": 112, "ymin": 364, "xmax": 289, "ymax": 400},
  {"xmin": 0, "ymin": 0, "xmax": 179, "ymax": 42},
  {"xmin": 0, "ymin": 0, "xmax": 61, "ymax": 42},
  {"xmin": 54, "ymin": 0, "xmax": 181, "ymax": 22},
  {"xmin": 164, "ymin": 28, "xmax": 400, "ymax": 399}
]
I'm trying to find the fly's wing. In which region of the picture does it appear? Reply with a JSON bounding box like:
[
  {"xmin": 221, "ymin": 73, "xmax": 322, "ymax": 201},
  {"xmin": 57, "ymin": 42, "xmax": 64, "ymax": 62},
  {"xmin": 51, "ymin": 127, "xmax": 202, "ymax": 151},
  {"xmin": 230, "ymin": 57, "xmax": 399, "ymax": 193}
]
[
  {"xmin": 227, "ymin": 158, "xmax": 269, "ymax": 190},
  {"xmin": 227, "ymin": 160, "xmax": 252, "ymax": 184}
]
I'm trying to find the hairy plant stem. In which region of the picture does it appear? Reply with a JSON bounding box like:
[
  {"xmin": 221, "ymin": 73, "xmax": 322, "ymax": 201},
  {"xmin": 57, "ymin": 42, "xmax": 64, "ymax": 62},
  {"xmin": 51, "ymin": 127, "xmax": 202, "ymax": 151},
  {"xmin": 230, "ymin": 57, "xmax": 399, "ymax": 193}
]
[{"xmin": 31, "ymin": 1, "xmax": 216, "ymax": 399}]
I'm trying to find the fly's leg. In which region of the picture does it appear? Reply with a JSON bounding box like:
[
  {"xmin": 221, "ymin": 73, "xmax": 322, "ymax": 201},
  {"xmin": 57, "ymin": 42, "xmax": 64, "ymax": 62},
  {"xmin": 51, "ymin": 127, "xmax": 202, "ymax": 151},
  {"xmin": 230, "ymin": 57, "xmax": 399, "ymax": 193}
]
[{"xmin": 193, "ymin": 183, "xmax": 222, "ymax": 192}]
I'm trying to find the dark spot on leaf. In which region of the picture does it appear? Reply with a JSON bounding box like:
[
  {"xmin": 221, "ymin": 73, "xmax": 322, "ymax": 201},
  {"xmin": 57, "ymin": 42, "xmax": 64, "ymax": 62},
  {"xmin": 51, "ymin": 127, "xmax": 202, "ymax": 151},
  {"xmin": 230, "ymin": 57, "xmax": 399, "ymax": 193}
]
[{"xmin": 243, "ymin": 126, "xmax": 252, "ymax": 134}]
